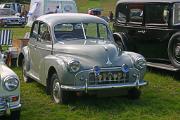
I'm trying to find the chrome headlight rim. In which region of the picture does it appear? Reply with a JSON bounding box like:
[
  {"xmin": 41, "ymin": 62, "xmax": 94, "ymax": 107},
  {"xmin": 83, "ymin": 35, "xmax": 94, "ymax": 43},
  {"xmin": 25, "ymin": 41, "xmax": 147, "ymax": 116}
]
[
  {"xmin": 68, "ymin": 60, "xmax": 81, "ymax": 73},
  {"xmin": 134, "ymin": 57, "xmax": 146, "ymax": 70},
  {"xmin": 3, "ymin": 76, "xmax": 19, "ymax": 91}
]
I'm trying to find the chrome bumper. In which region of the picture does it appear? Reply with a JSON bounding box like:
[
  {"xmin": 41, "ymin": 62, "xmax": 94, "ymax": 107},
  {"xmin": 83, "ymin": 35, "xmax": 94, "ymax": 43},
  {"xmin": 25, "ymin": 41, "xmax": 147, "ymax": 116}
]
[
  {"xmin": 61, "ymin": 80, "xmax": 148, "ymax": 92},
  {"xmin": 0, "ymin": 98, "xmax": 21, "ymax": 116}
]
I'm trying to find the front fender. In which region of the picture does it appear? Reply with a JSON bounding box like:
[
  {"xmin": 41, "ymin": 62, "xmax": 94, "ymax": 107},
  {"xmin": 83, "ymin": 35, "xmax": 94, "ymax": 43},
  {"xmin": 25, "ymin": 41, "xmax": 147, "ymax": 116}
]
[{"xmin": 40, "ymin": 55, "xmax": 67, "ymax": 86}]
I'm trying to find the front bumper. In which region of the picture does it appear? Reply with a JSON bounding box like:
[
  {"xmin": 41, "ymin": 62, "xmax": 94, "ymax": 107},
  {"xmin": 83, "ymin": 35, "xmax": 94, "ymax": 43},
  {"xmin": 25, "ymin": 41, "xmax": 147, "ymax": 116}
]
[
  {"xmin": 0, "ymin": 97, "xmax": 21, "ymax": 116},
  {"xmin": 61, "ymin": 79, "xmax": 148, "ymax": 92}
]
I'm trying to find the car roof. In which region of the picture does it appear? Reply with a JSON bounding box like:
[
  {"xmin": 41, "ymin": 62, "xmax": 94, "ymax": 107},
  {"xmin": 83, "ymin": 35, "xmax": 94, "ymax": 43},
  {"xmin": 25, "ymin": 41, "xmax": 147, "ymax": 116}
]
[
  {"xmin": 117, "ymin": 0, "xmax": 180, "ymax": 4},
  {"xmin": 36, "ymin": 13, "xmax": 108, "ymax": 26}
]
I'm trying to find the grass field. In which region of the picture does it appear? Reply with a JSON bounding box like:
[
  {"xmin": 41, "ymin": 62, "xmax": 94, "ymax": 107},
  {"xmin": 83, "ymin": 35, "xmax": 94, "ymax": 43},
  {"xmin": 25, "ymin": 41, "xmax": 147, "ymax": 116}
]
[{"xmin": 1, "ymin": 0, "xmax": 180, "ymax": 119}]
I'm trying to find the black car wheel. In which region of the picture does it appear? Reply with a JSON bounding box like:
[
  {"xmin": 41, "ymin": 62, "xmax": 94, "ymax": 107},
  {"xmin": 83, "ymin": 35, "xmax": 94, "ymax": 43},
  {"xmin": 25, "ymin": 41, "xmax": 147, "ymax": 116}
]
[
  {"xmin": 128, "ymin": 87, "xmax": 141, "ymax": 99},
  {"xmin": 50, "ymin": 73, "xmax": 69, "ymax": 104},
  {"xmin": 168, "ymin": 33, "xmax": 180, "ymax": 68},
  {"xmin": 10, "ymin": 110, "xmax": 20, "ymax": 120},
  {"xmin": 22, "ymin": 59, "xmax": 31, "ymax": 83}
]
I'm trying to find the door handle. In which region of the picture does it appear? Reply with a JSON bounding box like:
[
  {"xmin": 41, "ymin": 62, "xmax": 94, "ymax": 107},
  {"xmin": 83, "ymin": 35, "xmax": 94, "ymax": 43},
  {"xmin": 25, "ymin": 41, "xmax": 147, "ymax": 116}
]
[{"xmin": 137, "ymin": 30, "xmax": 146, "ymax": 34}]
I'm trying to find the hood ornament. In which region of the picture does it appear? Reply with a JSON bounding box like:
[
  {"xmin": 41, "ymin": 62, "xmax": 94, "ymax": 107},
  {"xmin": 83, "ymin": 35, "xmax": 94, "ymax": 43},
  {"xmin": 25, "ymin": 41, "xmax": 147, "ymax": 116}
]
[{"xmin": 106, "ymin": 57, "xmax": 112, "ymax": 66}]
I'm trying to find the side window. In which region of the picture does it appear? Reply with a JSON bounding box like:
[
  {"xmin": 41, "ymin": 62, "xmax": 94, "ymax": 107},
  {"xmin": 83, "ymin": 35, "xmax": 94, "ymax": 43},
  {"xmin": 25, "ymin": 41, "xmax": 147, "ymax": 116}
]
[
  {"xmin": 98, "ymin": 24, "xmax": 108, "ymax": 39},
  {"xmin": 145, "ymin": 4, "xmax": 169, "ymax": 24},
  {"xmin": 116, "ymin": 3, "xmax": 127, "ymax": 22},
  {"xmin": 30, "ymin": 22, "xmax": 39, "ymax": 39},
  {"xmin": 128, "ymin": 4, "xmax": 144, "ymax": 23},
  {"xmin": 39, "ymin": 23, "xmax": 51, "ymax": 41}
]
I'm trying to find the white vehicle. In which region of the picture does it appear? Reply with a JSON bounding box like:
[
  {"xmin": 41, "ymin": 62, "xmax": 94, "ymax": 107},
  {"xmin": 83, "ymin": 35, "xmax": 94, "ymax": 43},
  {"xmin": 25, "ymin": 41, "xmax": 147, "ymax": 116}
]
[
  {"xmin": 27, "ymin": 0, "xmax": 77, "ymax": 26},
  {"xmin": 0, "ymin": 2, "xmax": 21, "ymax": 13}
]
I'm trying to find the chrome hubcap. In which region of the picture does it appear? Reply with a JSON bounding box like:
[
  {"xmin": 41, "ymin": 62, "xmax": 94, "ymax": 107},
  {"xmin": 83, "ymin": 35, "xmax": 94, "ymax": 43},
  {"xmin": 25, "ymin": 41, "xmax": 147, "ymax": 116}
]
[
  {"xmin": 175, "ymin": 45, "xmax": 180, "ymax": 58},
  {"xmin": 53, "ymin": 80, "xmax": 61, "ymax": 103}
]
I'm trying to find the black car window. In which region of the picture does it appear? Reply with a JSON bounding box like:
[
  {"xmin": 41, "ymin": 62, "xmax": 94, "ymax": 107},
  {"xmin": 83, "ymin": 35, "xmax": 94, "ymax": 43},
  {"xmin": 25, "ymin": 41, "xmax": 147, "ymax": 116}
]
[
  {"xmin": 173, "ymin": 3, "xmax": 180, "ymax": 25},
  {"xmin": 116, "ymin": 3, "xmax": 127, "ymax": 23},
  {"xmin": 145, "ymin": 4, "xmax": 169, "ymax": 24},
  {"xmin": 128, "ymin": 4, "xmax": 144, "ymax": 23}
]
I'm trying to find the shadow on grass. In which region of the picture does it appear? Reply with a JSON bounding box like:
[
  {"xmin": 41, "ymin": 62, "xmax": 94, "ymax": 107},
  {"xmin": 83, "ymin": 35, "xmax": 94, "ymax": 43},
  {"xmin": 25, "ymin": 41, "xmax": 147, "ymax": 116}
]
[{"xmin": 147, "ymin": 67, "xmax": 180, "ymax": 81}]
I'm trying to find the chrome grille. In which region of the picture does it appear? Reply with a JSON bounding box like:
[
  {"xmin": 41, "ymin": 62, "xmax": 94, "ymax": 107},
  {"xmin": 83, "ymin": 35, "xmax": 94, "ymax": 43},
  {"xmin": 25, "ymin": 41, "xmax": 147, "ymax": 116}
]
[{"xmin": 89, "ymin": 71, "xmax": 129, "ymax": 85}]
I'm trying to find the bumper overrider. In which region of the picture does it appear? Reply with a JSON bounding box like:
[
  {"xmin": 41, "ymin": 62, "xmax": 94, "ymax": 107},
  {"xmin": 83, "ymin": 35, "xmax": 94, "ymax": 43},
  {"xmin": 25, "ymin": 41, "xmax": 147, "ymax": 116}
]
[
  {"xmin": 61, "ymin": 67, "xmax": 148, "ymax": 93},
  {"xmin": 0, "ymin": 96, "xmax": 21, "ymax": 116}
]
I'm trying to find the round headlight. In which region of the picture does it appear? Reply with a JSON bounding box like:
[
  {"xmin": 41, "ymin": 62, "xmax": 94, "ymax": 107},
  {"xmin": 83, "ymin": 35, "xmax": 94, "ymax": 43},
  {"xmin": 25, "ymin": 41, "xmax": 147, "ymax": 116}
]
[
  {"xmin": 135, "ymin": 57, "xmax": 146, "ymax": 70},
  {"xmin": 68, "ymin": 60, "xmax": 81, "ymax": 73},
  {"xmin": 3, "ymin": 76, "xmax": 19, "ymax": 91}
]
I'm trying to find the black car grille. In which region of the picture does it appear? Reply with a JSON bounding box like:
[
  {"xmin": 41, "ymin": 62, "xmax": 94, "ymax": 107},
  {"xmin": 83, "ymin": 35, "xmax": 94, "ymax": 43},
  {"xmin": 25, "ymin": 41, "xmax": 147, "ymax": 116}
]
[{"xmin": 89, "ymin": 71, "xmax": 129, "ymax": 85}]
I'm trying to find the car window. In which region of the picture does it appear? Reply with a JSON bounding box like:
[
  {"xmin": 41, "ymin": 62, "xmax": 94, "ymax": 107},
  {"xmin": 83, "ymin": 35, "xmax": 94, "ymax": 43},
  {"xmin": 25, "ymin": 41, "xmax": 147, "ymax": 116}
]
[
  {"xmin": 0, "ymin": 9, "xmax": 15, "ymax": 15},
  {"xmin": 116, "ymin": 3, "xmax": 127, "ymax": 22},
  {"xmin": 173, "ymin": 3, "xmax": 180, "ymax": 25},
  {"xmin": 39, "ymin": 23, "xmax": 51, "ymax": 41},
  {"xmin": 145, "ymin": 4, "xmax": 169, "ymax": 24},
  {"xmin": 30, "ymin": 22, "xmax": 39, "ymax": 39},
  {"xmin": 128, "ymin": 4, "xmax": 144, "ymax": 23},
  {"xmin": 54, "ymin": 23, "xmax": 84, "ymax": 40},
  {"xmin": 54, "ymin": 23, "xmax": 110, "ymax": 41}
]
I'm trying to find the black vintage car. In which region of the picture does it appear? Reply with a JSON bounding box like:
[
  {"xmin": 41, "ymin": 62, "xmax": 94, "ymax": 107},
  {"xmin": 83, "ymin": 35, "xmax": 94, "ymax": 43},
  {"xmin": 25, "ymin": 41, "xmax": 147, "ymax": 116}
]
[{"xmin": 113, "ymin": 0, "xmax": 180, "ymax": 71}]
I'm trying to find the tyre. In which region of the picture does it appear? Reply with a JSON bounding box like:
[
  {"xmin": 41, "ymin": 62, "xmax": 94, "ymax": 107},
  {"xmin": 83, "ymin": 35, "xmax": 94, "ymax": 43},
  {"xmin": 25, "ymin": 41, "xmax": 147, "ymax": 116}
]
[
  {"xmin": 116, "ymin": 40, "xmax": 125, "ymax": 51},
  {"xmin": 128, "ymin": 87, "xmax": 141, "ymax": 99},
  {"xmin": 50, "ymin": 73, "xmax": 69, "ymax": 104},
  {"xmin": 168, "ymin": 32, "xmax": 180, "ymax": 68},
  {"xmin": 22, "ymin": 59, "xmax": 31, "ymax": 83},
  {"xmin": 10, "ymin": 110, "xmax": 20, "ymax": 120}
]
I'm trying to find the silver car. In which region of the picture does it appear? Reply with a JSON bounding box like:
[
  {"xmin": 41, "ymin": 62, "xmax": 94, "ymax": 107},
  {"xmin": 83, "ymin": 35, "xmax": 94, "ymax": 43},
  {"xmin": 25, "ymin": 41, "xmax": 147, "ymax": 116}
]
[
  {"xmin": 0, "ymin": 53, "xmax": 21, "ymax": 119},
  {"xmin": 18, "ymin": 13, "xmax": 147, "ymax": 104}
]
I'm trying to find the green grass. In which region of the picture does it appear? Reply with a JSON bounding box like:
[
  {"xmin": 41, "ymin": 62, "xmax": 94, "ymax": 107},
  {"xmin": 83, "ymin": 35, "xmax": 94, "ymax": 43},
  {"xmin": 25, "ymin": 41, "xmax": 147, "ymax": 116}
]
[
  {"xmin": 1, "ymin": 0, "xmax": 180, "ymax": 119},
  {"xmin": 12, "ymin": 67, "xmax": 180, "ymax": 120}
]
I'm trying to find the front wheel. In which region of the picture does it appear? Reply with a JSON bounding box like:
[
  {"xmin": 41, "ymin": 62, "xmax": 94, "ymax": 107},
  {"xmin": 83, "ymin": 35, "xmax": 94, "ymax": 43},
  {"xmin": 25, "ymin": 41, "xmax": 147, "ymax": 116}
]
[
  {"xmin": 168, "ymin": 33, "xmax": 180, "ymax": 68},
  {"xmin": 10, "ymin": 110, "xmax": 20, "ymax": 120},
  {"xmin": 50, "ymin": 73, "xmax": 69, "ymax": 104}
]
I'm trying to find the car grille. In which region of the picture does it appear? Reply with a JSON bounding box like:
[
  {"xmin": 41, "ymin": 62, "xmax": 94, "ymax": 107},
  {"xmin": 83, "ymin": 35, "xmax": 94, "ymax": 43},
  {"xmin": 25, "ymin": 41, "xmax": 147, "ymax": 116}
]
[
  {"xmin": 89, "ymin": 71, "xmax": 129, "ymax": 85},
  {"xmin": 0, "ymin": 98, "xmax": 6, "ymax": 109}
]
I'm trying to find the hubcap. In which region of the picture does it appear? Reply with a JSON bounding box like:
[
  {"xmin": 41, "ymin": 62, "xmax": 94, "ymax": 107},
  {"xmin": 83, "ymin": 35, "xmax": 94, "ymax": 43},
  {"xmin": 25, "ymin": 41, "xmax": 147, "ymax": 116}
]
[
  {"xmin": 53, "ymin": 80, "xmax": 61, "ymax": 103},
  {"xmin": 175, "ymin": 46, "xmax": 180, "ymax": 58}
]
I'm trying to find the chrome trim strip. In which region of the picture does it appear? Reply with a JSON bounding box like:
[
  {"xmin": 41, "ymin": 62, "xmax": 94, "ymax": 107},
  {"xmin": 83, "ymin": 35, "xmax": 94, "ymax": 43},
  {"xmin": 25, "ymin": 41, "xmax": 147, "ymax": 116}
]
[
  {"xmin": 0, "ymin": 104, "xmax": 21, "ymax": 111},
  {"xmin": 61, "ymin": 80, "xmax": 147, "ymax": 91}
]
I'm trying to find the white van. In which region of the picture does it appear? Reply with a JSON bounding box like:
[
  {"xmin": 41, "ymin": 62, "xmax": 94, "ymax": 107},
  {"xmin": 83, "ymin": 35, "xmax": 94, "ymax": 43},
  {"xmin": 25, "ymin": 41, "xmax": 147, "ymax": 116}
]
[{"xmin": 27, "ymin": 0, "xmax": 77, "ymax": 26}]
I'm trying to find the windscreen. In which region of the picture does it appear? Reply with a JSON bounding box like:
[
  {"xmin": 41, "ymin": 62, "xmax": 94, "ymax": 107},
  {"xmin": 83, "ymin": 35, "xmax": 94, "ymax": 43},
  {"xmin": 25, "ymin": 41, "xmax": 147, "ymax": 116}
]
[{"xmin": 54, "ymin": 23, "xmax": 110, "ymax": 41}]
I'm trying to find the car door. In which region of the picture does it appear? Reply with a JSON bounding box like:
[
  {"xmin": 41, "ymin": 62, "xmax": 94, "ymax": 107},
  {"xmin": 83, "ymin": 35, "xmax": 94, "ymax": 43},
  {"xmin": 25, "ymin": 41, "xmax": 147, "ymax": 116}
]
[
  {"xmin": 126, "ymin": 3, "xmax": 147, "ymax": 52},
  {"xmin": 28, "ymin": 21, "xmax": 40, "ymax": 78},
  {"xmin": 35, "ymin": 22, "xmax": 52, "ymax": 82},
  {"xmin": 143, "ymin": 3, "xmax": 171, "ymax": 60}
]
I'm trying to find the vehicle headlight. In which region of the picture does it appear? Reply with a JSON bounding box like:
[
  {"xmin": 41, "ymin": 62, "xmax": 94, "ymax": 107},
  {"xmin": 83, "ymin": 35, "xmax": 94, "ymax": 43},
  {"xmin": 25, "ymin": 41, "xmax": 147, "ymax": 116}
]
[
  {"xmin": 68, "ymin": 60, "xmax": 81, "ymax": 73},
  {"xmin": 134, "ymin": 57, "xmax": 146, "ymax": 70},
  {"xmin": 3, "ymin": 76, "xmax": 19, "ymax": 91}
]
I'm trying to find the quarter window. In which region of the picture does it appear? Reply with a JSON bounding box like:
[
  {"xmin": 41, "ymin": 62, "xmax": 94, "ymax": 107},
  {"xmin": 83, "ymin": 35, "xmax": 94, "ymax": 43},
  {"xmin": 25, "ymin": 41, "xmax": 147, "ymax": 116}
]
[
  {"xmin": 30, "ymin": 22, "xmax": 39, "ymax": 39},
  {"xmin": 116, "ymin": 4, "xmax": 127, "ymax": 22}
]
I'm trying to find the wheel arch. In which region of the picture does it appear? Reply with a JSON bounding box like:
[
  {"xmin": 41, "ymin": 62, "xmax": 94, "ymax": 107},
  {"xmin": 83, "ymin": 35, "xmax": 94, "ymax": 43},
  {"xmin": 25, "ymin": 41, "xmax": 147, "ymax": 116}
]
[{"xmin": 113, "ymin": 32, "xmax": 128, "ymax": 50}]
